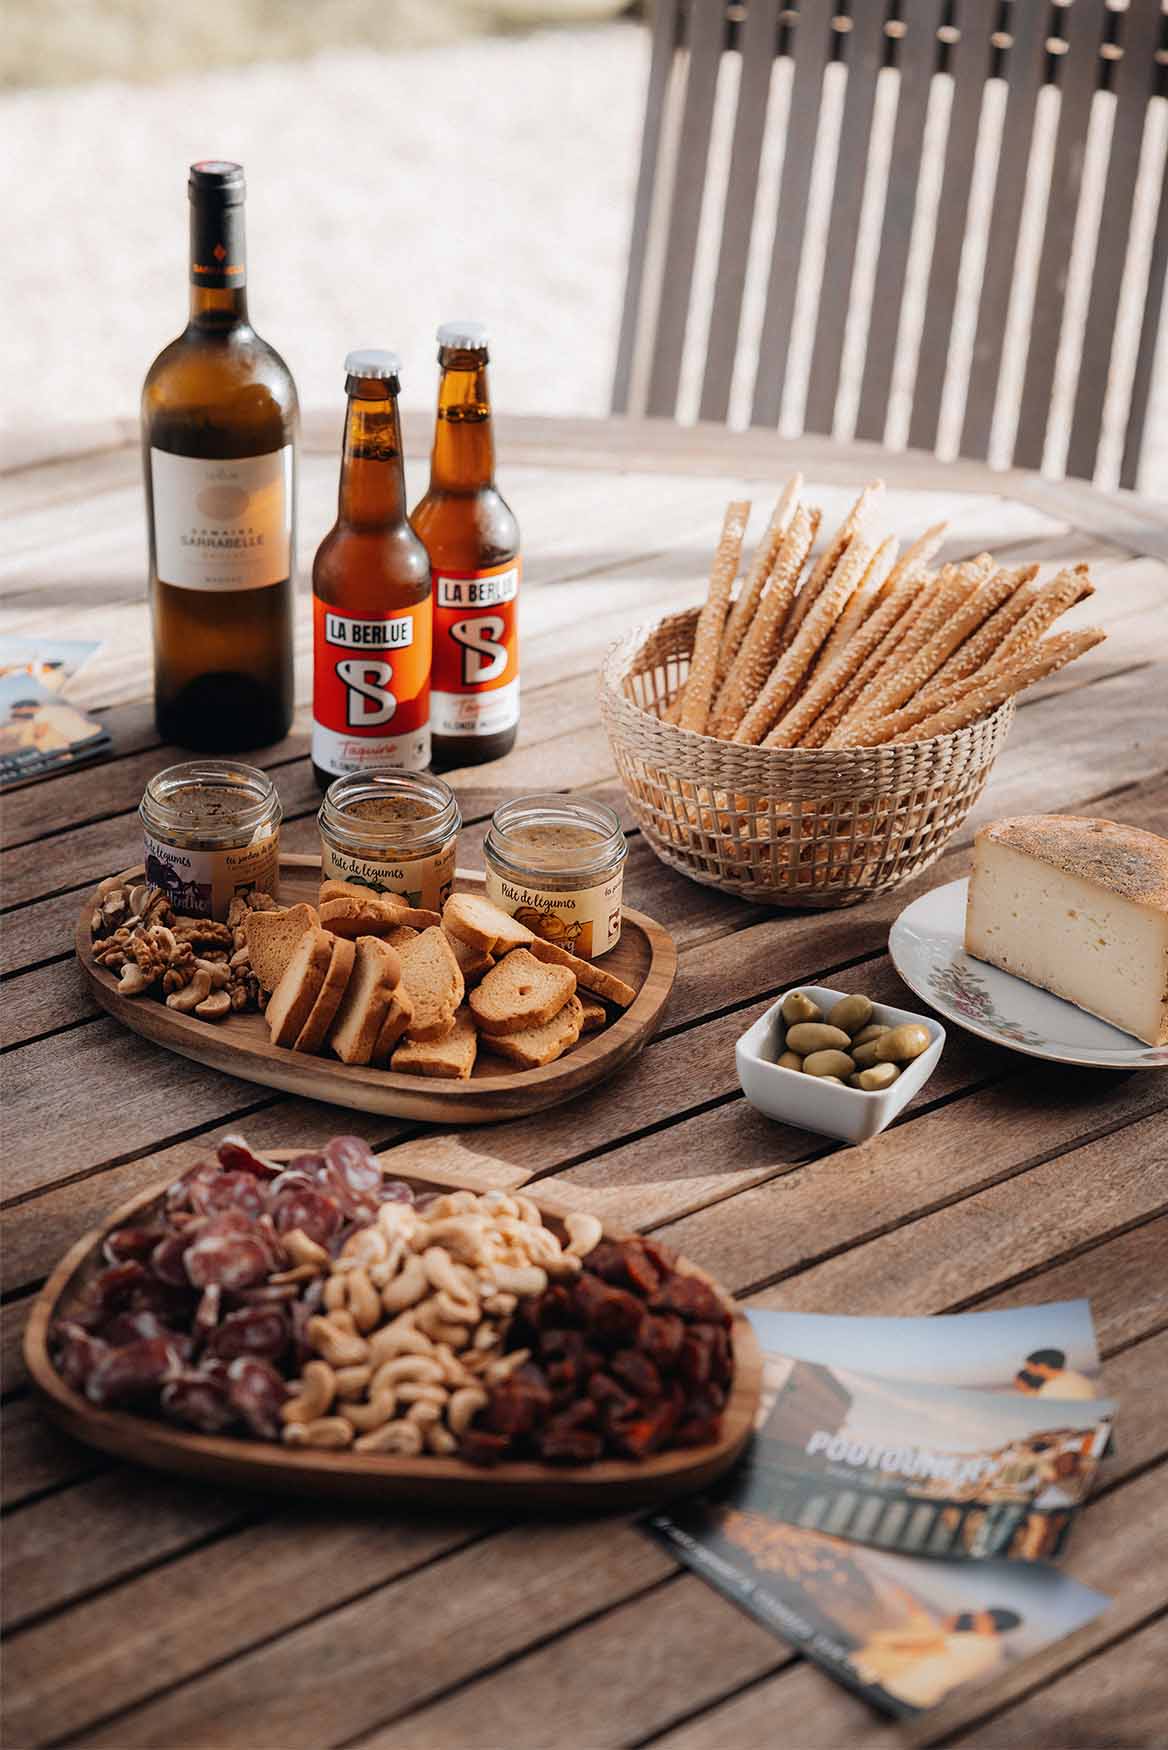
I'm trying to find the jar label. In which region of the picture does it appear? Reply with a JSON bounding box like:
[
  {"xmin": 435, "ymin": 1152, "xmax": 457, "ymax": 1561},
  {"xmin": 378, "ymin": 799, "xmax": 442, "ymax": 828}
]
[
  {"xmin": 431, "ymin": 561, "xmax": 520, "ymax": 737},
  {"xmin": 142, "ymin": 825, "xmax": 280, "ymax": 921},
  {"xmin": 483, "ymin": 867, "xmax": 622, "ymax": 959},
  {"xmin": 150, "ymin": 447, "xmax": 292, "ymax": 591},
  {"xmin": 320, "ymin": 837, "xmax": 456, "ymax": 913},
  {"xmin": 312, "ymin": 596, "xmax": 432, "ymax": 775}
]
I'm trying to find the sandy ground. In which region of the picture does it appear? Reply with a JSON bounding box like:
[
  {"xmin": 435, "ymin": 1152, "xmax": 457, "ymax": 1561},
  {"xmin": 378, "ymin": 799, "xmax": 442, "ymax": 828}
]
[{"xmin": 2, "ymin": 21, "xmax": 1164, "ymax": 492}]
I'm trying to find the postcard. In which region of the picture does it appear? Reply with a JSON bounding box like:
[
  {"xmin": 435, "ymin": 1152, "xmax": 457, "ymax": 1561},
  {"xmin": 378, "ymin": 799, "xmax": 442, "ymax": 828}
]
[
  {"xmin": 0, "ymin": 637, "xmax": 101, "ymax": 690},
  {"xmin": 748, "ymin": 1356, "xmax": 1115, "ymax": 1562},
  {"xmin": 747, "ymin": 1302, "xmax": 1101, "ymax": 1396},
  {"xmin": 0, "ymin": 671, "xmax": 109, "ymax": 787},
  {"xmin": 649, "ymin": 1511, "xmax": 1109, "ymax": 1719}
]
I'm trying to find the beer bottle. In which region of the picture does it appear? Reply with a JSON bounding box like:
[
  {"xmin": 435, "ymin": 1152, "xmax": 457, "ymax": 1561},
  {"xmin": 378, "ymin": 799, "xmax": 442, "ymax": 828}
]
[
  {"xmin": 142, "ymin": 161, "xmax": 297, "ymax": 751},
  {"xmin": 411, "ymin": 322, "xmax": 520, "ymax": 768},
  {"xmin": 311, "ymin": 352, "xmax": 432, "ymax": 787}
]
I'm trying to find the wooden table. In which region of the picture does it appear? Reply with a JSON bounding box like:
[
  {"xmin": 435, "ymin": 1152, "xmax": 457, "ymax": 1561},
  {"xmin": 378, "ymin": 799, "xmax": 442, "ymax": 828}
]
[{"xmin": 3, "ymin": 416, "xmax": 1166, "ymax": 1749}]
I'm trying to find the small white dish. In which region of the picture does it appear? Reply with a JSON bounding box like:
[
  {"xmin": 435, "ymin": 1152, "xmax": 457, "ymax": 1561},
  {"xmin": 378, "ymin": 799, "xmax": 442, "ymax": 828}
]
[
  {"xmin": 890, "ymin": 879, "xmax": 1168, "ymax": 1070},
  {"xmin": 735, "ymin": 984, "xmax": 945, "ymax": 1143}
]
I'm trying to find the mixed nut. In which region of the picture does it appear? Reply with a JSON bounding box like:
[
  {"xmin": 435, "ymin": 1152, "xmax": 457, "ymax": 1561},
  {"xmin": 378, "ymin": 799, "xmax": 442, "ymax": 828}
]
[
  {"xmin": 90, "ymin": 879, "xmax": 268, "ymax": 1023},
  {"xmin": 50, "ymin": 1134, "xmax": 736, "ymax": 1468},
  {"xmin": 774, "ymin": 990, "xmax": 932, "ymax": 1091}
]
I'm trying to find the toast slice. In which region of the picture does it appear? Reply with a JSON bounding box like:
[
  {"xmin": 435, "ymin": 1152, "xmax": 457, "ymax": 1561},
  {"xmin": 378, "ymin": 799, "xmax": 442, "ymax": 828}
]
[
  {"xmin": 266, "ymin": 927, "xmax": 334, "ymax": 1049},
  {"xmin": 391, "ymin": 1007, "xmax": 478, "ymax": 1080},
  {"xmin": 481, "ymin": 996, "xmax": 585, "ymax": 1069},
  {"xmin": 446, "ymin": 930, "xmax": 494, "ymax": 987},
  {"xmin": 524, "ymin": 937, "xmax": 637, "ymax": 1008},
  {"xmin": 371, "ymin": 987, "xmax": 415, "ymax": 1066},
  {"xmin": 327, "ymin": 936, "xmax": 403, "ymax": 1066},
  {"xmin": 293, "ymin": 934, "xmax": 355, "ymax": 1054},
  {"xmin": 320, "ymin": 893, "xmax": 441, "ymax": 939},
  {"xmin": 442, "ymin": 892, "xmax": 534, "ymax": 956},
  {"xmin": 382, "ymin": 924, "xmax": 419, "ymax": 950},
  {"xmin": 397, "ymin": 927, "xmax": 465, "ymax": 1043},
  {"xmin": 469, "ymin": 947, "xmax": 575, "ymax": 1037},
  {"xmin": 578, "ymin": 997, "xmax": 607, "ymax": 1034},
  {"xmin": 245, "ymin": 903, "xmax": 320, "ymax": 994}
]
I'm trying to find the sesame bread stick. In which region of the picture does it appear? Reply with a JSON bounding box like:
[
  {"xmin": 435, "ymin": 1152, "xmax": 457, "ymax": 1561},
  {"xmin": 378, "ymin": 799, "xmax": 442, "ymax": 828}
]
[
  {"xmin": 873, "ymin": 521, "xmax": 948, "ymax": 604},
  {"xmin": 777, "ymin": 481, "xmax": 884, "ymax": 654},
  {"xmin": 801, "ymin": 575, "xmax": 934, "ymax": 747},
  {"xmin": 710, "ymin": 503, "xmax": 819, "ymax": 738},
  {"xmin": 715, "ymin": 475, "xmax": 802, "ymax": 686},
  {"xmin": 735, "ymin": 536, "xmax": 874, "ymax": 745},
  {"xmin": 980, "ymin": 565, "xmax": 1095, "ymax": 675},
  {"xmin": 807, "ymin": 536, "xmax": 900, "ymax": 678},
  {"xmin": 923, "ymin": 565, "xmax": 1041, "ymax": 693},
  {"xmin": 890, "ymin": 627, "xmax": 1106, "ymax": 743},
  {"xmin": 678, "ymin": 499, "xmax": 751, "ymax": 735}
]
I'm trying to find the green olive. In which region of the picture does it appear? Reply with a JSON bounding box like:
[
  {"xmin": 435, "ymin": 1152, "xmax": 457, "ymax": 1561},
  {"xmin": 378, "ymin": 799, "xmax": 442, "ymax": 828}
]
[
  {"xmin": 777, "ymin": 1050, "xmax": 803, "ymax": 1071},
  {"xmin": 781, "ymin": 991, "xmax": 822, "ymax": 1027},
  {"xmin": 827, "ymin": 994, "xmax": 874, "ymax": 1037},
  {"xmin": 850, "ymin": 1063, "xmax": 900, "ymax": 1092},
  {"xmin": 802, "ymin": 1049, "xmax": 856, "ymax": 1079},
  {"xmin": 785, "ymin": 1022, "xmax": 852, "ymax": 1055},
  {"xmin": 874, "ymin": 1023, "xmax": 932, "ymax": 1064},
  {"xmin": 851, "ymin": 1038, "xmax": 885, "ymax": 1070},
  {"xmin": 851, "ymin": 1023, "xmax": 890, "ymax": 1049}
]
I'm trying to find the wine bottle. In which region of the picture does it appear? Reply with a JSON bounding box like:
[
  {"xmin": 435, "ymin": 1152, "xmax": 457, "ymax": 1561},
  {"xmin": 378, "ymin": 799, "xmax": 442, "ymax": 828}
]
[{"xmin": 142, "ymin": 160, "xmax": 298, "ymax": 751}]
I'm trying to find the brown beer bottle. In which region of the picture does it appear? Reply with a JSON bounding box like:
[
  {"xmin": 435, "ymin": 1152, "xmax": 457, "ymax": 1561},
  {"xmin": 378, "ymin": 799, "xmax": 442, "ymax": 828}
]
[
  {"xmin": 142, "ymin": 161, "xmax": 297, "ymax": 750},
  {"xmin": 411, "ymin": 322, "xmax": 520, "ymax": 769},
  {"xmin": 311, "ymin": 352, "xmax": 432, "ymax": 788}
]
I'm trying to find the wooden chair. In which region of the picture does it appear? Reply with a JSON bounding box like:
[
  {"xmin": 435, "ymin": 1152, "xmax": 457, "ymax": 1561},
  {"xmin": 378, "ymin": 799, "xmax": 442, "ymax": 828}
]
[{"xmin": 613, "ymin": 0, "xmax": 1167, "ymax": 487}]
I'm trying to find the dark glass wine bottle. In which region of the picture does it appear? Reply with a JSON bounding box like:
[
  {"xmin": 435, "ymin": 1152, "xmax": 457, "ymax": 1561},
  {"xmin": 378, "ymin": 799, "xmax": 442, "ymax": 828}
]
[{"xmin": 142, "ymin": 161, "xmax": 298, "ymax": 751}]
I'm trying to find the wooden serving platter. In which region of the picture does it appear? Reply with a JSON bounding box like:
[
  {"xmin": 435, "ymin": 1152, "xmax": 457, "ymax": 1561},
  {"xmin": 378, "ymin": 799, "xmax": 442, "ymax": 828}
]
[
  {"xmin": 25, "ymin": 1154, "xmax": 762, "ymax": 1511},
  {"xmin": 76, "ymin": 856, "xmax": 677, "ymax": 1124}
]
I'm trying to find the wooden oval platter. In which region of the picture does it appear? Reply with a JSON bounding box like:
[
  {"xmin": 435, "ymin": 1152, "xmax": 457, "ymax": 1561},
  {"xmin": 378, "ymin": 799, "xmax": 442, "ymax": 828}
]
[
  {"xmin": 25, "ymin": 1154, "xmax": 761, "ymax": 1512},
  {"xmin": 76, "ymin": 856, "xmax": 677, "ymax": 1125}
]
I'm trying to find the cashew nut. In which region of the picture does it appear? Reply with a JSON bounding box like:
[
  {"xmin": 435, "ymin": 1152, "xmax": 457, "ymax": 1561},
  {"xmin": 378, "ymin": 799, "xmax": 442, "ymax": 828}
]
[
  {"xmin": 268, "ymin": 1262, "xmax": 320, "ymax": 1286},
  {"xmin": 354, "ymin": 1420, "xmax": 423, "ymax": 1456},
  {"xmin": 396, "ymin": 1382, "xmax": 448, "ymax": 1409},
  {"xmin": 282, "ymin": 1359, "xmax": 336, "ymax": 1424},
  {"xmin": 427, "ymin": 1190, "xmax": 479, "ymax": 1219},
  {"xmin": 284, "ymin": 1228, "xmax": 331, "ymax": 1270},
  {"xmin": 424, "ymin": 1216, "xmax": 489, "ymax": 1264},
  {"xmin": 425, "ymin": 1422, "xmax": 458, "ymax": 1455},
  {"xmin": 339, "ymin": 1226, "xmax": 389, "ymax": 1269},
  {"xmin": 116, "ymin": 963, "xmax": 152, "ymax": 996},
  {"xmin": 333, "ymin": 1364, "xmax": 374, "ymax": 1400},
  {"xmin": 307, "ymin": 1315, "xmax": 370, "ymax": 1368},
  {"xmin": 485, "ymin": 1264, "xmax": 547, "ymax": 1299},
  {"xmin": 340, "ymin": 1390, "xmax": 398, "ymax": 1432},
  {"xmin": 341, "ymin": 1267, "xmax": 382, "ymax": 1334},
  {"xmin": 472, "ymin": 1323, "xmax": 501, "ymax": 1352},
  {"xmin": 564, "ymin": 1212, "xmax": 603, "ymax": 1258},
  {"xmin": 432, "ymin": 1344, "xmax": 475, "ymax": 1389},
  {"xmin": 447, "ymin": 1386, "xmax": 489, "ymax": 1434},
  {"xmin": 484, "ymin": 1348, "xmax": 531, "ymax": 1384},
  {"xmin": 412, "ymin": 1297, "xmax": 470, "ymax": 1347},
  {"xmin": 282, "ymin": 1416, "xmax": 354, "ymax": 1449},
  {"xmin": 323, "ymin": 1275, "xmax": 347, "ymax": 1311},
  {"xmin": 367, "ymin": 1314, "xmax": 434, "ymax": 1366},
  {"xmin": 370, "ymin": 1355, "xmax": 445, "ymax": 1392},
  {"xmin": 513, "ymin": 1194, "xmax": 543, "ymax": 1228},
  {"xmin": 433, "ymin": 1289, "xmax": 481, "ymax": 1328},
  {"xmin": 195, "ymin": 957, "xmax": 231, "ymax": 989},
  {"xmin": 481, "ymin": 1191, "xmax": 520, "ymax": 1218},
  {"xmin": 380, "ymin": 1254, "xmax": 429, "ymax": 1314},
  {"xmin": 195, "ymin": 989, "xmax": 231, "ymax": 1021},
  {"xmin": 481, "ymin": 1292, "xmax": 517, "ymax": 1319},
  {"xmin": 166, "ymin": 968, "xmax": 213, "ymax": 1013}
]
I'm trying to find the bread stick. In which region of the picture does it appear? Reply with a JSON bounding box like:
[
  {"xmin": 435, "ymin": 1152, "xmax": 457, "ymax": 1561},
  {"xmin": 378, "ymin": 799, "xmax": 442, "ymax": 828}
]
[
  {"xmin": 809, "ymin": 537, "xmax": 899, "ymax": 677},
  {"xmin": 715, "ymin": 476, "xmax": 802, "ymax": 686},
  {"xmin": 981, "ymin": 565, "xmax": 1094, "ymax": 675},
  {"xmin": 710, "ymin": 504, "xmax": 819, "ymax": 738},
  {"xmin": 873, "ymin": 522, "xmax": 947, "ymax": 604},
  {"xmin": 802, "ymin": 577, "xmax": 932, "ymax": 747},
  {"xmin": 678, "ymin": 499, "xmax": 750, "ymax": 735},
  {"xmin": 890, "ymin": 628, "xmax": 1105, "ymax": 743},
  {"xmin": 923, "ymin": 565, "xmax": 1040, "ymax": 694},
  {"xmin": 777, "ymin": 481, "xmax": 883, "ymax": 654},
  {"xmin": 735, "ymin": 536, "xmax": 874, "ymax": 745}
]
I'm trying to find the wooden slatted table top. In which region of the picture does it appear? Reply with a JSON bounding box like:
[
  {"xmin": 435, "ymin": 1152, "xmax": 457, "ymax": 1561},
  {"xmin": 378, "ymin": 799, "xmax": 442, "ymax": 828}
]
[{"xmin": 3, "ymin": 415, "xmax": 1166, "ymax": 1749}]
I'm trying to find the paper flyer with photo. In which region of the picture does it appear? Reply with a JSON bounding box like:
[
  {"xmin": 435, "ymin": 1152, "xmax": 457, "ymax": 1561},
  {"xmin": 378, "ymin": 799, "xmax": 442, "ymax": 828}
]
[
  {"xmin": 0, "ymin": 670, "xmax": 109, "ymax": 787},
  {"xmin": 748, "ymin": 1356, "xmax": 1114, "ymax": 1563},
  {"xmin": 649, "ymin": 1512, "xmax": 1109, "ymax": 1720},
  {"xmin": 0, "ymin": 636, "xmax": 101, "ymax": 691}
]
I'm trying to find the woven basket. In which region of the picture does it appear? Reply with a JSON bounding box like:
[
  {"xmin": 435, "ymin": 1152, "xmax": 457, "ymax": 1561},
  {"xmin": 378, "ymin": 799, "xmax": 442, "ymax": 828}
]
[{"xmin": 599, "ymin": 608, "xmax": 1015, "ymax": 909}]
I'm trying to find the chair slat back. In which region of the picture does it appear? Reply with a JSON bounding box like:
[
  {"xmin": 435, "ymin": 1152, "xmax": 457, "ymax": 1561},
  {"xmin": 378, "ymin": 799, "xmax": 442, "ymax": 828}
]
[{"xmin": 614, "ymin": 0, "xmax": 1167, "ymax": 487}]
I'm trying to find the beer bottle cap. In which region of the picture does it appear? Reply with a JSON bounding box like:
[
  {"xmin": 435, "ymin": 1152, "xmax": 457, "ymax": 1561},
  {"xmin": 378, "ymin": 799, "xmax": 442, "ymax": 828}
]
[
  {"xmin": 437, "ymin": 321, "xmax": 488, "ymax": 350},
  {"xmin": 344, "ymin": 350, "xmax": 401, "ymax": 380}
]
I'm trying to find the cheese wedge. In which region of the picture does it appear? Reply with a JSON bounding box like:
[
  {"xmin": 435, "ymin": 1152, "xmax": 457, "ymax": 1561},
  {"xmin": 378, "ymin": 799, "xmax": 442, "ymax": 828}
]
[{"xmin": 964, "ymin": 816, "xmax": 1168, "ymax": 1045}]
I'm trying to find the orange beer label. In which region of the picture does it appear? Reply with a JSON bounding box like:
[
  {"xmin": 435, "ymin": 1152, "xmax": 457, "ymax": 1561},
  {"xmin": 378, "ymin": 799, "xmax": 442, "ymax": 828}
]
[
  {"xmin": 431, "ymin": 559, "xmax": 520, "ymax": 738},
  {"xmin": 312, "ymin": 595, "xmax": 432, "ymax": 774}
]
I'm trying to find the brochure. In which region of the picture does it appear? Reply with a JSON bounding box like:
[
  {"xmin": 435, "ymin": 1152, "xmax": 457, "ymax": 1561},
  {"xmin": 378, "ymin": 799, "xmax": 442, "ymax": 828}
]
[
  {"xmin": 649, "ymin": 1513, "xmax": 1109, "ymax": 1719},
  {"xmin": 0, "ymin": 669, "xmax": 109, "ymax": 787},
  {"xmin": 0, "ymin": 636, "xmax": 101, "ymax": 691}
]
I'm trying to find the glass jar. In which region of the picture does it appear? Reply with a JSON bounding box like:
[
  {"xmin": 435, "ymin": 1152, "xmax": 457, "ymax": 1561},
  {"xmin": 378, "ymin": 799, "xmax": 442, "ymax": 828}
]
[
  {"xmin": 140, "ymin": 759, "xmax": 282, "ymax": 921},
  {"xmin": 318, "ymin": 769, "xmax": 461, "ymax": 911},
  {"xmin": 483, "ymin": 794, "xmax": 627, "ymax": 959}
]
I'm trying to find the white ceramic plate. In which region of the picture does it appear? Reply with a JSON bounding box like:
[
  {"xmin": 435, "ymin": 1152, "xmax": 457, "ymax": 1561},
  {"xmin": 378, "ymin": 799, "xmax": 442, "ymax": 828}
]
[{"xmin": 890, "ymin": 879, "xmax": 1168, "ymax": 1070}]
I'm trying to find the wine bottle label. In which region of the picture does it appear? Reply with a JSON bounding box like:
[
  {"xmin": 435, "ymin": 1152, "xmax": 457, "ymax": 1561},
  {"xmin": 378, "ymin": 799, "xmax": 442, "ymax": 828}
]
[
  {"xmin": 151, "ymin": 447, "xmax": 293, "ymax": 591},
  {"xmin": 431, "ymin": 560, "xmax": 520, "ymax": 738},
  {"xmin": 312, "ymin": 596, "xmax": 432, "ymax": 775}
]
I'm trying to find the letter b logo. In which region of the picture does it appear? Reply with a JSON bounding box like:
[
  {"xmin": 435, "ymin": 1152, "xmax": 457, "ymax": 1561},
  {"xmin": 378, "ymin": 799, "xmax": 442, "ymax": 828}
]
[
  {"xmin": 451, "ymin": 614, "xmax": 508, "ymax": 686},
  {"xmin": 336, "ymin": 658, "xmax": 397, "ymax": 727}
]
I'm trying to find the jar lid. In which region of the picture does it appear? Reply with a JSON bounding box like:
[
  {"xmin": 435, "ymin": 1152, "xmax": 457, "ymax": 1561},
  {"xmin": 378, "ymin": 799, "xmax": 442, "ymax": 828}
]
[
  {"xmin": 437, "ymin": 320, "xmax": 488, "ymax": 351},
  {"xmin": 344, "ymin": 349, "xmax": 401, "ymax": 381}
]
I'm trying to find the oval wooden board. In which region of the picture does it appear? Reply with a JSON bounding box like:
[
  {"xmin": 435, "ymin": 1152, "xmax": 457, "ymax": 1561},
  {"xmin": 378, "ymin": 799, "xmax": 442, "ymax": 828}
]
[
  {"xmin": 25, "ymin": 1152, "xmax": 761, "ymax": 1511},
  {"xmin": 76, "ymin": 856, "xmax": 677, "ymax": 1125}
]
